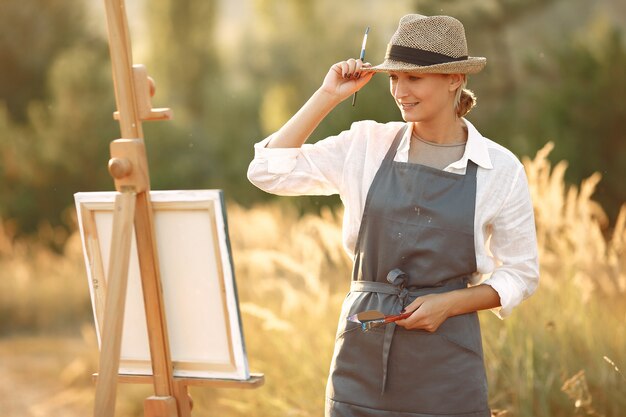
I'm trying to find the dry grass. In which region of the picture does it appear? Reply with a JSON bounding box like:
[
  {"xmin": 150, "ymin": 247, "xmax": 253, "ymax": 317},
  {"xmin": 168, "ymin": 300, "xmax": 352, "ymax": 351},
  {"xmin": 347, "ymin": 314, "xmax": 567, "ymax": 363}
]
[{"xmin": 0, "ymin": 143, "xmax": 624, "ymax": 416}]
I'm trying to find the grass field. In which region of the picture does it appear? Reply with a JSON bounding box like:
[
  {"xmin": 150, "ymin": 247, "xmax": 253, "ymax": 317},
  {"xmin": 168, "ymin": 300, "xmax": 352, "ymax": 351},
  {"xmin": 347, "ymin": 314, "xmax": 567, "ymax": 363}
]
[{"xmin": 0, "ymin": 143, "xmax": 624, "ymax": 416}]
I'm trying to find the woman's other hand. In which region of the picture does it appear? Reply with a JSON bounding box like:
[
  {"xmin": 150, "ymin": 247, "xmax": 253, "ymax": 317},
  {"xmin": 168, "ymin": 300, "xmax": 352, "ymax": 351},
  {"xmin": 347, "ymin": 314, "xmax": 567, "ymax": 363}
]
[
  {"xmin": 395, "ymin": 293, "xmax": 453, "ymax": 332},
  {"xmin": 320, "ymin": 58, "xmax": 375, "ymax": 102},
  {"xmin": 395, "ymin": 285, "xmax": 502, "ymax": 332}
]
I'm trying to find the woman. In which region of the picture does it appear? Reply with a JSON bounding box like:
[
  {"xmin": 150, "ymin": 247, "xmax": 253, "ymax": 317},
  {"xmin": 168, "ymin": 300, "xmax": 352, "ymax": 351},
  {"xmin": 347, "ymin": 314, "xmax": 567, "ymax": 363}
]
[{"xmin": 248, "ymin": 14, "xmax": 539, "ymax": 417}]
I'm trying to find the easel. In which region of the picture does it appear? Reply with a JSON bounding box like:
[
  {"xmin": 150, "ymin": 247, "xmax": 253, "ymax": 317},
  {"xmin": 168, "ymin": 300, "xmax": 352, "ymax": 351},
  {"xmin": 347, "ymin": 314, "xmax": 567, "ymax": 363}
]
[{"xmin": 94, "ymin": 1, "xmax": 263, "ymax": 417}]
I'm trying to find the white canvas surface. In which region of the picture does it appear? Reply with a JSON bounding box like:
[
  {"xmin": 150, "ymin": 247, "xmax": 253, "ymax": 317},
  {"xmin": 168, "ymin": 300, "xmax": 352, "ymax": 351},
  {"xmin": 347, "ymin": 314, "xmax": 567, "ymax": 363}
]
[{"xmin": 74, "ymin": 190, "xmax": 249, "ymax": 380}]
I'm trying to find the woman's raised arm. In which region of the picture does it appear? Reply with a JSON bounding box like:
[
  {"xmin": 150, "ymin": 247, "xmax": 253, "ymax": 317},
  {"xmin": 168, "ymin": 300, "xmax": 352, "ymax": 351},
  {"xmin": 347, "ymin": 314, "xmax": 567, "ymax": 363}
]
[{"xmin": 266, "ymin": 58, "xmax": 374, "ymax": 149}]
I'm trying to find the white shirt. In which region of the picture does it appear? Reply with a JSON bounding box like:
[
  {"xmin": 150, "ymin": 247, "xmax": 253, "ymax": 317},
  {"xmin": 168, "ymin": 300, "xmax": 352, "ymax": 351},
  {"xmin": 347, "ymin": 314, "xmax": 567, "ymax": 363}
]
[{"xmin": 247, "ymin": 119, "xmax": 539, "ymax": 318}]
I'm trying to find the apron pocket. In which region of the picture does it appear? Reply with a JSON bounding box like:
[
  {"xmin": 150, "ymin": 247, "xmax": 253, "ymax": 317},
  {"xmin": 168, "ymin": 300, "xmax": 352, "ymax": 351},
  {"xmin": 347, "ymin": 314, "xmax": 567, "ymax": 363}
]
[
  {"xmin": 336, "ymin": 321, "xmax": 363, "ymax": 339},
  {"xmin": 434, "ymin": 312, "xmax": 484, "ymax": 358},
  {"xmin": 384, "ymin": 324, "xmax": 489, "ymax": 414},
  {"xmin": 391, "ymin": 312, "xmax": 484, "ymax": 358},
  {"xmin": 334, "ymin": 291, "xmax": 399, "ymax": 340}
]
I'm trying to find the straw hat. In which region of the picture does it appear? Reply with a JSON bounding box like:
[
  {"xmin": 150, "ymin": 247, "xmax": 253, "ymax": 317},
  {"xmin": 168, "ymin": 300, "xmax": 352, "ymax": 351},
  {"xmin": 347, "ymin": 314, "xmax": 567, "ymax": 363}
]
[{"xmin": 364, "ymin": 14, "xmax": 486, "ymax": 74}]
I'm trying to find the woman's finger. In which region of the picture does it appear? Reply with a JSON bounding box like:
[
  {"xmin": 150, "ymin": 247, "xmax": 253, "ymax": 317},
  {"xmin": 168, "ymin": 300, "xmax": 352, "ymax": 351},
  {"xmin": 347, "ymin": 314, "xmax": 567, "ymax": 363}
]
[
  {"xmin": 322, "ymin": 59, "xmax": 375, "ymax": 100},
  {"xmin": 354, "ymin": 59, "xmax": 364, "ymax": 78},
  {"xmin": 337, "ymin": 61, "xmax": 347, "ymax": 78},
  {"xmin": 403, "ymin": 297, "xmax": 424, "ymax": 314},
  {"xmin": 334, "ymin": 59, "xmax": 372, "ymax": 80},
  {"xmin": 395, "ymin": 298, "xmax": 424, "ymax": 327},
  {"xmin": 342, "ymin": 58, "xmax": 359, "ymax": 78}
]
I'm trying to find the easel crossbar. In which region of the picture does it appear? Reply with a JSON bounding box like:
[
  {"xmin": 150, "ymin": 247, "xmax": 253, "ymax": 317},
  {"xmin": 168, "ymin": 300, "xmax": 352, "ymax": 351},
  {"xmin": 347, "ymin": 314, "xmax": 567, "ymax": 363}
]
[{"xmin": 93, "ymin": 373, "xmax": 265, "ymax": 389}]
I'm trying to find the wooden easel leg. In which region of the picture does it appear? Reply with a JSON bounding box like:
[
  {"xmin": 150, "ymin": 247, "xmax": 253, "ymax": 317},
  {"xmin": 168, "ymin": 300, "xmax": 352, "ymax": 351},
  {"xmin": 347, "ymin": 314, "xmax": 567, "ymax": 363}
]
[
  {"xmin": 133, "ymin": 191, "xmax": 179, "ymax": 417},
  {"xmin": 174, "ymin": 380, "xmax": 193, "ymax": 417},
  {"xmin": 94, "ymin": 190, "xmax": 136, "ymax": 417},
  {"xmin": 134, "ymin": 191, "xmax": 177, "ymax": 396},
  {"xmin": 145, "ymin": 396, "xmax": 179, "ymax": 417}
]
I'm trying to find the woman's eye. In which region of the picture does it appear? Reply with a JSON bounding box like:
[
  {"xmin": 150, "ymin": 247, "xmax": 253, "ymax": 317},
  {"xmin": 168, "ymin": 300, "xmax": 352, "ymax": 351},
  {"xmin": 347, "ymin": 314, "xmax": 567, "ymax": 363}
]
[
  {"xmin": 389, "ymin": 75, "xmax": 398, "ymax": 81},
  {"xmin": 409, "ymin": 76, "xmax": 420, "ymax": 81}
]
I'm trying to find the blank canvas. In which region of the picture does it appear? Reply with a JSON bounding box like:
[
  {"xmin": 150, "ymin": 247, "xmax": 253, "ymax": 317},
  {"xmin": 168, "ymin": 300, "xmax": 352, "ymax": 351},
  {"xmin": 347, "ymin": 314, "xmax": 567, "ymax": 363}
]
[{"xmin": 74, "ymin": 190, "xmax": 249, "ymax": 380}]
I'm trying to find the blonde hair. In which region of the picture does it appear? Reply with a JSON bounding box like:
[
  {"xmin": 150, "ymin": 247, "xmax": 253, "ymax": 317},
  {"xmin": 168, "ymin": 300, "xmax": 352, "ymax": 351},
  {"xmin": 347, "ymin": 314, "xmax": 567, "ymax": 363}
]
[{"xmin": 454, "ymin": 76, "xmax": 476, "ymax": 118}]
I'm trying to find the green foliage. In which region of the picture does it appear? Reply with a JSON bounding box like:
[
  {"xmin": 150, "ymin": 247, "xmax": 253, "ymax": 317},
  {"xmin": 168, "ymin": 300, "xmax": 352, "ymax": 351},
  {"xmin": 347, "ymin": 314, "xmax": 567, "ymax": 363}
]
[
  {"xmin": 526, "ymin": 25, "xmax": 626, "ymax": 220},
  {"xmin": 0, "ymin": 0, "xmax": 116, "ymax": 239},
  {"xmin": 1, "ymin": 0, "xmax": 626, "ymax": 239},
  {"xmin": 0, "ymin": 0, "xmax": 87, "ymax": 122}
]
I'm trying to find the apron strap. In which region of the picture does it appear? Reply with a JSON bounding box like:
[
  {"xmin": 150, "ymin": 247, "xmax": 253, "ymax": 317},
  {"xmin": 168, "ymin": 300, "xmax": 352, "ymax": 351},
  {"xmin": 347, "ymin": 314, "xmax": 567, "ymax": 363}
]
[
  {"xmin": 351, "ymin": 124, "xmax": 409, "ymax": 281},
  {"xmin": 381, "ymin": 322, "xmax": 397, "ymax": 394},
  {"xmin": 381, "ymin": 124, "xmax": 409, "ymax": 164}
]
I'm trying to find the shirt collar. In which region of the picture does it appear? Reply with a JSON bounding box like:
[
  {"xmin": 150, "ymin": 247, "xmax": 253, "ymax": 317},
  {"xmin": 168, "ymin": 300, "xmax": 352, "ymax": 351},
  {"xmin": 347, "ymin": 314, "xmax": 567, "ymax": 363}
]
[{"xmin": 446, "ymin": 119, "xmax": 493, "ymax": 170}]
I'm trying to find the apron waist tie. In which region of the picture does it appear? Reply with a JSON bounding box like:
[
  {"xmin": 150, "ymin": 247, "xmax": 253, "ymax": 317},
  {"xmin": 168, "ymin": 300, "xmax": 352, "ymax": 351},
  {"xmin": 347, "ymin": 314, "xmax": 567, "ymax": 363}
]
[
  {"xmin": 350, "ymin": 270, "xmax": 469, "ymax": 394},
  {"xmin": 349, "ymin": 278, "xmax": 468, "ymax": 297}
]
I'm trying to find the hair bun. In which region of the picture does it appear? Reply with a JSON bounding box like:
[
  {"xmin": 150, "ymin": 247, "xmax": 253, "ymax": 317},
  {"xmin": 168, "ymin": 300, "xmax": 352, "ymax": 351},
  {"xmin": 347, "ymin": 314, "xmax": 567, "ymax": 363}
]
[{"xmin": 457, "ymin": 88, "xmax": 476, "ymax": 117}]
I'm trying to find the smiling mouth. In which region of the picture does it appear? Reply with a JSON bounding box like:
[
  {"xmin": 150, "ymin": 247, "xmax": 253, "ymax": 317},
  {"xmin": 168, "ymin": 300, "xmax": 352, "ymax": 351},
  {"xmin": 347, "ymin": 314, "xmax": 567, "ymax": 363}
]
[{"xmin": 398, "ymin": 102, "xmax": 419, "ymax": 109}]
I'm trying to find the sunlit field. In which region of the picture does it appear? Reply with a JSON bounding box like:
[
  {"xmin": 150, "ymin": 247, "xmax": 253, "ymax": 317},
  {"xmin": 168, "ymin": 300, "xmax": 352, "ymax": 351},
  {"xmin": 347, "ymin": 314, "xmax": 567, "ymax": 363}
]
[{"xmin": 0, "ymin": 144, "xmax": 624, "ymax": 417}]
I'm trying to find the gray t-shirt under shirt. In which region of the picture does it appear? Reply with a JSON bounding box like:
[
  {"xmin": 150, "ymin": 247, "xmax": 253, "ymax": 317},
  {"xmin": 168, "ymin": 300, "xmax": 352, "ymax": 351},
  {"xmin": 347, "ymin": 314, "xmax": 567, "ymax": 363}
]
[{"xmin": 407, "ymin": 136, "xmax": 467, "ymax": 170}]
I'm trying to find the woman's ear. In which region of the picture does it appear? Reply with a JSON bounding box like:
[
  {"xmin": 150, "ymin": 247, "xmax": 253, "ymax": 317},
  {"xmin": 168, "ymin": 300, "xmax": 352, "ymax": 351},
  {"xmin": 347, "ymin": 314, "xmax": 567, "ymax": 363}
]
[{"xmin": 448, "ymin": 74, "xmax": 464, "ymax": 92}]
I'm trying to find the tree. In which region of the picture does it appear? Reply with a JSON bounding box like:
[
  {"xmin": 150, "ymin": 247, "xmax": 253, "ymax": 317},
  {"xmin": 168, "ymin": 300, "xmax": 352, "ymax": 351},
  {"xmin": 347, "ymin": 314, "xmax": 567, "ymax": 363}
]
[
  {"xmin": 0, "ymin": 0, "xmax": 116, "ymax": 241},
  {"xmin": 0, "ymin": 0, "xmax": 86, "ymax": 122},
  {"xmin": 523, "ymin": 23, "xmax": 626, "ymax": 220}
]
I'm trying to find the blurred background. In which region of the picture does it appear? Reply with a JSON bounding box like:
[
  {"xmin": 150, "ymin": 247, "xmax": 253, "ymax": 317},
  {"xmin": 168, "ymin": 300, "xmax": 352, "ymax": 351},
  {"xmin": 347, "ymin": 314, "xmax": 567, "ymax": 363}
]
[{"xmin": 0, "ymin": 0, "xmax": 625, "ymax": 416}]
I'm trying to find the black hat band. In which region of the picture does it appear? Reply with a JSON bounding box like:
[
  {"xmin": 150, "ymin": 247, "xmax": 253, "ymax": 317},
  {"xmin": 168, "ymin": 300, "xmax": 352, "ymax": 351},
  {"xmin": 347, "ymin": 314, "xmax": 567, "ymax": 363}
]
[{"xmin": 386, "ymin": 44, "xmax": 468, "ymax": 66}]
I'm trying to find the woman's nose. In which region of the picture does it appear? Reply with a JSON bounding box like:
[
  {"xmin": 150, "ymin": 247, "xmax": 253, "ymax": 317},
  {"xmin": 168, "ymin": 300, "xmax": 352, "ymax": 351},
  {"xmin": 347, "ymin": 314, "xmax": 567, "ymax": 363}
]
[{"xmin": 392, "ymin": 80, "xmax": 407, "ymax": 98}]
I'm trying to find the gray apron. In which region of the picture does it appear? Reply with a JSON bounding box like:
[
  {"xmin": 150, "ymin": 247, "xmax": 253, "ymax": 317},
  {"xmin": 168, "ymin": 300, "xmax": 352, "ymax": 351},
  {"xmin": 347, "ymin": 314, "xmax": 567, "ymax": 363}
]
[{"xmin": 326, "ymin": 125, "xmax": 490, "ymax": 417}]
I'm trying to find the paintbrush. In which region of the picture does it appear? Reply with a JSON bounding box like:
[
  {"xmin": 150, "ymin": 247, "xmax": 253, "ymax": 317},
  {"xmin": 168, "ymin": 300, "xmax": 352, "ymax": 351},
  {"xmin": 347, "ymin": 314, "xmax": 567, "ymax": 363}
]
[
  {"xmin": 352, "ymin": 26, "xmax": 370, "ymax": 107},
  {"xmin": 347, "ymin": 309, "xmax": 412, "ymax": 332}
]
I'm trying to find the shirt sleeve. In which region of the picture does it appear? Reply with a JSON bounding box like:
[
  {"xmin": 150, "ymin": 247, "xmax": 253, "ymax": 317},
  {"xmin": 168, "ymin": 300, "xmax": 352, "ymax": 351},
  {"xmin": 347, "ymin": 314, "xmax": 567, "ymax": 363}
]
[
  {"xmin": 482, "ymin": 165, "xmax": 540, "ymax": 318},
  {"xmin": 247, "ymin": 126, "xmax": 354, "ymax": 196}
]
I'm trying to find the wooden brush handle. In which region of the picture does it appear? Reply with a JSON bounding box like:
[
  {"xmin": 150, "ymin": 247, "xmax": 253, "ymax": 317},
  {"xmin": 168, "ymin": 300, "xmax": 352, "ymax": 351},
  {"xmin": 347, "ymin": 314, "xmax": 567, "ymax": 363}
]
[{"xmin": 384, "ymin": 311, "xmax": 413, "ymax": 323}]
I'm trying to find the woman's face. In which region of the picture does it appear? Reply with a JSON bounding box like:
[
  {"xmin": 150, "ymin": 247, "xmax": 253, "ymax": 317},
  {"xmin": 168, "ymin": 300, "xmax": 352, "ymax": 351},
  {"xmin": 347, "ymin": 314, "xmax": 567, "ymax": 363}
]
[{"xmin": 388, "ymin": 72, "xmax": 457, "ymax": 122}]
